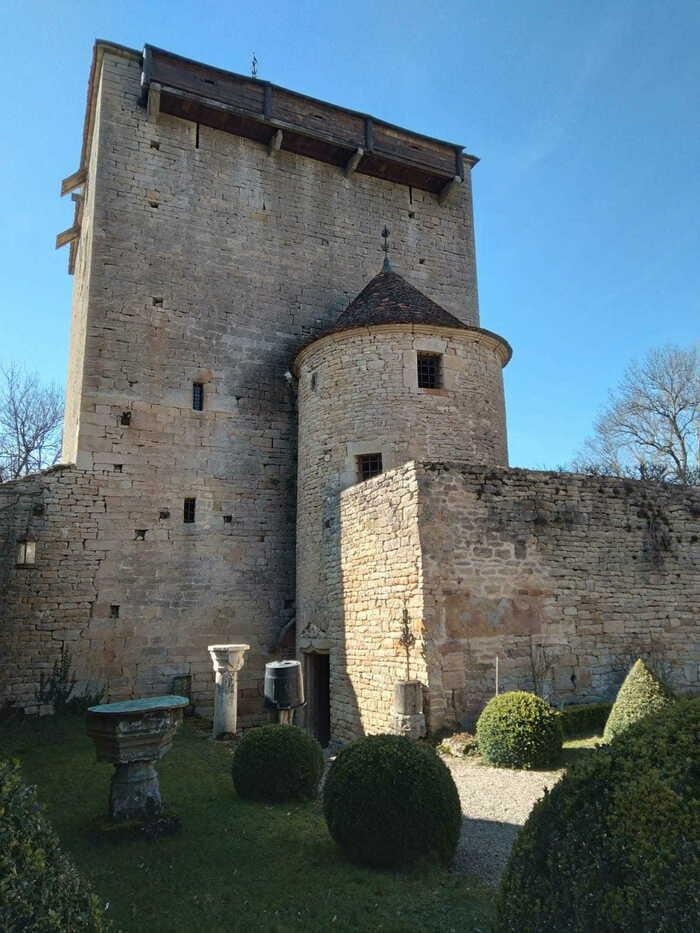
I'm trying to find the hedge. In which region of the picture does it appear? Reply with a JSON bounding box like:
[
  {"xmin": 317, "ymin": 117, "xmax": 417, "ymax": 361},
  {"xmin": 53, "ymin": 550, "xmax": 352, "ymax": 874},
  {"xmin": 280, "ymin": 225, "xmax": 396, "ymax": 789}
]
[
  {"xmin": 603, "ymin": 658, "xmax": 673, "ymax": 743},
  {"xmin": 559, "ymin": 702, "xmax": 612, "ymax": 738},
  {"xmin": 476, "ymin": 692, "xmax": 562, "ymax": 769},
  {"xmin": 0, "ymin": 758, "xmax": 109, "ymax": 931},
  {"xmin": 232, "ymin": 724, "xmax": 324, "ymax": 802},
  {"xmin": 323, "ymin": 734, "xmax": 462, "ymax": 868},
  {"xmin": 497, "ymin": 697, "xmax": 700, "ymax": 932}
]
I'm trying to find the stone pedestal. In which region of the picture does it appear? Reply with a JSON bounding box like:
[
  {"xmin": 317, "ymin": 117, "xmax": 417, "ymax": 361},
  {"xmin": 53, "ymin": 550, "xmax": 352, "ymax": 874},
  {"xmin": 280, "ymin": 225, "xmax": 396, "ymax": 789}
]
[
  {"xmin": 208, "ymin": 643, "xmax": 250, "ymax": 738},
  {"xmin": 86, "ymin": 695, "xmax": 188, "ymax": 821},
  {"xmin": 391, "ymin": 680, "xmax": 426, "ymax": 739}
]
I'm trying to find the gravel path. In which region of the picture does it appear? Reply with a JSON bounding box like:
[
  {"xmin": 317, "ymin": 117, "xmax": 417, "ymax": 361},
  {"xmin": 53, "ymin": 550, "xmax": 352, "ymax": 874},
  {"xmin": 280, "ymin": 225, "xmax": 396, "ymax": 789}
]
[{"xmin": 444, "ymin": 756, "xmax": 562, "ymax": 884}]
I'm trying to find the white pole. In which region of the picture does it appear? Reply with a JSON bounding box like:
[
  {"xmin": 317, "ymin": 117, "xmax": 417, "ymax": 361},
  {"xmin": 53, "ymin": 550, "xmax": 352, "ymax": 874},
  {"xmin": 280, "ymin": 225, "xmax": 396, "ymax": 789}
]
[{"xmin": 495, "ymin": 655, "xmax": 499, "ymax": 695}]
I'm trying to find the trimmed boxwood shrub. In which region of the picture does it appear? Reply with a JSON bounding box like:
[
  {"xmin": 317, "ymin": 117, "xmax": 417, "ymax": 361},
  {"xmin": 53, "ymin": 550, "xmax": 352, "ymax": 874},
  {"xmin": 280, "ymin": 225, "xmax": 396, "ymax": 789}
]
[
  {"xmin": 603, "ymin": 658, "xmax": 673, "ymax": 743},
  {"xmin": 560, "ymin": 701, "xmax": 612, "ymax": 738},
  {"xmin": 323, "ymin": 734, "xmax": 461, "ymax": 868},
  {"xmin": 232, "ymin": 724, "xmax": 323, "ymax": 802},
  {"xmin": 476, "ymin": 691, "xmax": 562, "ymax": 769},
  {"xmin": 497, "ymin": 697, "xmax": 700, "ymax": 933},
  {"xmin": 0, "ymin": 758, "xmax": 109, "ymax": 931}
]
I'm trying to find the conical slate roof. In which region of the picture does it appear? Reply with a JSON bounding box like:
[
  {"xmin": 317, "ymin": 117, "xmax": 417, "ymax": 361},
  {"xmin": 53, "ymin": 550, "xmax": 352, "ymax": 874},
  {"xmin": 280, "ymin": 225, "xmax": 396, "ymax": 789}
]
[{"xmin": 331, "ymin": 267, "xmax": 470, "ymax": 333}]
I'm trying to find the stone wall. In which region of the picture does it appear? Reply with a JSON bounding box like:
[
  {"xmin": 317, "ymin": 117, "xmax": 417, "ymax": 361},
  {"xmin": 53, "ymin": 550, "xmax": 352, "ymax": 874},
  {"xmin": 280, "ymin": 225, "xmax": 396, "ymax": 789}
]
[
  {"xmin": 0, "ymin": 467, "xmax": 102, "ymax": 714},
  {"xmin": 334, "ymin": 462, "xmax": 699, "ymax": 736},
  {"xmin": 295, "ymin": 325, "xmax": 508, "ymax": 662},
  {"xmin": 1, "ymin": 43, "xmax": 482, "ymax": 719},
  {"xmin": 329, "ymin": 463, "xmax": 427, "ymax": 741}
]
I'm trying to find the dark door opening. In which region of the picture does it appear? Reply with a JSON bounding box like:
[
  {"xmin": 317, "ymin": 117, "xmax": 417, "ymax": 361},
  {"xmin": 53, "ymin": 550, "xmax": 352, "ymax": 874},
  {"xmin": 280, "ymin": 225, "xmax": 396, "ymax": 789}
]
[{"xmin": 306, "ymin": 652, "xmax": 330, "ymax": 748}]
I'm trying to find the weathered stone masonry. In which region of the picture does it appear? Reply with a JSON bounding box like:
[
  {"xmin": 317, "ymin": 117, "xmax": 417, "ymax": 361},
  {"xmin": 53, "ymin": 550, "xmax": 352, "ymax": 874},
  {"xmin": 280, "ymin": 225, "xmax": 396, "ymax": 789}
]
[
  {"xmin": 333, "ymin": 462, "xmax": 699, "ymax": 736},
  {"xmin": 1, "ymin": 40, "xmax": 697, "ymax": 739},
  {"xmin": 0, "ymin": 41, "xmax": 482, "ymax": 721}
]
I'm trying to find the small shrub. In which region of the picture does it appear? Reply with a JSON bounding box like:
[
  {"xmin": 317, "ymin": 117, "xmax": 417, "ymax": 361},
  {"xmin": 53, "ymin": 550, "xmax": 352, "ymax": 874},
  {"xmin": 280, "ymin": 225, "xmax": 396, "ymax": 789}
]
[
  {"xmin": 560, "ymin": 701, "xmax": 612, "ymax": 738},
  {"xmin": 323, "ymin": 734, "xmax": 461, "ymax": 868},
  {"xmin": 476, "ymin": 691, "xmax": 562, "ymax": 769},
  {"xmin": 0, "ymin": 758, "xmax": 109, "ymax": 931},
  {"xmin": 603, "ymin": 658, "xmax": 673, "ymax": 742},
  {"xmin": 231, "ymin": 724, "xmax": 323, "ymax": 802},
  {"xmin": 497, "ymin": 697, "xmax": 700, "ymax": 933}
]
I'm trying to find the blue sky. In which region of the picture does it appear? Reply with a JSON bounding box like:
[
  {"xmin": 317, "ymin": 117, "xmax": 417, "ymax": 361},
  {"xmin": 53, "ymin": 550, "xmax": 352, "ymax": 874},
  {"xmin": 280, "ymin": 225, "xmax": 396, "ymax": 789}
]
[{"xmin": 2, "ymin": 1, "xmax": 698, "ymax": 469}]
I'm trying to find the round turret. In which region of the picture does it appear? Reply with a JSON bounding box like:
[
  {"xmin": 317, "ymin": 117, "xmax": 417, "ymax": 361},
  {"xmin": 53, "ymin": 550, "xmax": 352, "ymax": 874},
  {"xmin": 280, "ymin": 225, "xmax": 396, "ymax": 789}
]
[{"xmin": 293, "ymin": 266, "xmax": 511, "ymax": 679}]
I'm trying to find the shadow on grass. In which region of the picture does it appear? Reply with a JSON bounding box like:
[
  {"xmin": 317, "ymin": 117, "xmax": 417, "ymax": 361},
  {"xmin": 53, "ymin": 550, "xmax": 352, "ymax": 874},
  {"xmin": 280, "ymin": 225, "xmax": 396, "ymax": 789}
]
[{"xmin": 1, "ymin": 715, "xmax": 494, "ymax": 933}]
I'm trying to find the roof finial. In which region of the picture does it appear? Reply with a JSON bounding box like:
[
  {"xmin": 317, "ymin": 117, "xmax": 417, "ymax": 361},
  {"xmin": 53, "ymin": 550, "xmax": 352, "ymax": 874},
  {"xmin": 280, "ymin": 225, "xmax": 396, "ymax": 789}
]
[
  {"xmin": 381, "ymin": 225, "xmax": 391, "ymax": 272},
  {"xmin": 251, "ymin": 53, "xmax": 258, "ymax": 78}
]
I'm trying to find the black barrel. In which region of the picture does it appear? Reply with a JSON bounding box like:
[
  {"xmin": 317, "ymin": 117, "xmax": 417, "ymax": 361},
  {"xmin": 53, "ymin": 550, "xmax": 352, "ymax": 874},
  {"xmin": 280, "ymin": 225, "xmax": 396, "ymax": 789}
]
[{"xmin": 264, "ymin": 660, "xmax": 305, "ymax": 710}]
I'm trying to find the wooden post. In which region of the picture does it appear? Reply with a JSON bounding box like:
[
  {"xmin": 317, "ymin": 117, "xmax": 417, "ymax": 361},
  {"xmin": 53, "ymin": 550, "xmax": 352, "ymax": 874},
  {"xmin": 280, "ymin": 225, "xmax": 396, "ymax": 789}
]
[
  {"xmin": 344, "ymin": 147, "xmax": 364, "ymax": 177},
  {"xmin": 147, "ymin": 82, "xmax": 161, "ymax": 123},
  {"xmin": 268, "ymin": 129, "xmax": 283, "ymax": 155}
]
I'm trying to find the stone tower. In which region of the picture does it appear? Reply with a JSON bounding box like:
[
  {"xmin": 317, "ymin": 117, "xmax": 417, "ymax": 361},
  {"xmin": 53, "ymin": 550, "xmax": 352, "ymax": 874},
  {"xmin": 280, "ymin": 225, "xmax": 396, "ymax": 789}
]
[{"xmin": 294, "ymin": 259, "xmax": 511, "ymax": 741}]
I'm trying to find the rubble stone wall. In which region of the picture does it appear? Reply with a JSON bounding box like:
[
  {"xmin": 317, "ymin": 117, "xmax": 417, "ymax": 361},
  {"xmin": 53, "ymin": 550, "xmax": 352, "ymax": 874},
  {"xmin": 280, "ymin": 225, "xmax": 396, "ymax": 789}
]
[
  {"xmin": 295, "ymin": 326, "xmax": 507, "ymax": 667},
  {"xmin": 334, "ymin": 462, "xmax": 699, "ymax": 737},
  {"xmin": 1, "ymin": 45, "xmax": 481, "ymax": 720},
  {"xmin": 330, "ymin": 463, "xmax": 427, "ymax": 741}
]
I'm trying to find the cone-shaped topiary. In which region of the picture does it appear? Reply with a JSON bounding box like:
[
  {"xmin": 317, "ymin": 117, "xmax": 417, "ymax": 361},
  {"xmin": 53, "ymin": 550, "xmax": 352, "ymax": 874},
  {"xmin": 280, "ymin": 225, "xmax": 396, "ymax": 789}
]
[
  {"xmin": 323, "ymin": 734, "xmax": 462, "ymax": 868},
  {"xmin": 476, "ymin": 691, "xmax": 562, "ymax": 769},
  {"xmin": 232, "ymin": 724, "xmax": 324, "ymax": 802},
  {"xmin": 603, "ymin": 658, "xmax": 673, "ymax": 743},
  {"xmin": 0, "ymin": 758, "xmax": 109, "ymax": 931},
  {"xmin": 496, "ymin": 697, "xmax": 700, "ymax": 933}
]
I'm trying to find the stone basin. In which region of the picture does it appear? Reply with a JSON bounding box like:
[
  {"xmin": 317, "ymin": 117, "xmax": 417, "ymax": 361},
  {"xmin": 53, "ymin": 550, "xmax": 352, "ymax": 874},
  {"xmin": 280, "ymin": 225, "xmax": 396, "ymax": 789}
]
[{"xmin": 86, "ymin": 695, "xmax": 188, "ymax": 821}]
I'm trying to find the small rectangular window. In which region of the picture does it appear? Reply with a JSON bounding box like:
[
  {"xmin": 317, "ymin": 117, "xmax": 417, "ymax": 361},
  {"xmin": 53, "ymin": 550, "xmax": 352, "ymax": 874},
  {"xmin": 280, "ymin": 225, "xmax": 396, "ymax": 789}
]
[
  {"xmin": 417, "ymin": 352, "xmax": 442, "ymax": 389},
  {"xmin": 16, "ymin": 540, "xmax": 36, "ymax": 566},
  {"xmin": 192, "ymin": 383, "xmax": 204, "ymax": 411},
  {"xmin": 356, "ymin": 453, "xmax": 383, "ymax": 483},
  {"xmin": 183, "ymin": 498, "xmax": 196, "ymax": 523}
]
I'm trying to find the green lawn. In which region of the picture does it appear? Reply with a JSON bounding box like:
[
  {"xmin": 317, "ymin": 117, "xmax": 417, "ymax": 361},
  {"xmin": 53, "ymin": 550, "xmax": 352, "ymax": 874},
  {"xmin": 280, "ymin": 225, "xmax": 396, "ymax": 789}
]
[{"xmin": 1, "ymin": 716, "xmax": 494, "ymax": 932}]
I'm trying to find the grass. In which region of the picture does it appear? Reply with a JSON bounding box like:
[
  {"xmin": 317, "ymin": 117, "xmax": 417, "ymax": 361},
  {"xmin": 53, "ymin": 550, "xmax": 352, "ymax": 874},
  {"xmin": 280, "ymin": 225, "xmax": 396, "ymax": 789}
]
[{"xmin": 1, "ymin": 716, "xmax": 494, "ymax": 933}]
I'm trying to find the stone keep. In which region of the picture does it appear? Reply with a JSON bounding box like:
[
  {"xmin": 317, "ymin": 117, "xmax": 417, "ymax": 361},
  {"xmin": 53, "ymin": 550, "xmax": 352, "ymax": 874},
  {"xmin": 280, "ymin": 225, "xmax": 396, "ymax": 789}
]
[{"xmin": 0, "ymin": 40, "xmax": 697, "ymax": 743}]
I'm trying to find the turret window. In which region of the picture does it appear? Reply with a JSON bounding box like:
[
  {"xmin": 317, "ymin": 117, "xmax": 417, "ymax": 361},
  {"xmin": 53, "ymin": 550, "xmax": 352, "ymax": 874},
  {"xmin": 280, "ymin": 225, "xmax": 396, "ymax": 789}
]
[
  {"xmin": 417, "ymin": 352, "xmax": 442, "ymax": 389},
  {"xmin": 192, "ymin": 382, "xmax": 204, "ymax": 411},
  {"xmin": 356, "ymin": 453, "xmax": 383, "ymax": 483}
]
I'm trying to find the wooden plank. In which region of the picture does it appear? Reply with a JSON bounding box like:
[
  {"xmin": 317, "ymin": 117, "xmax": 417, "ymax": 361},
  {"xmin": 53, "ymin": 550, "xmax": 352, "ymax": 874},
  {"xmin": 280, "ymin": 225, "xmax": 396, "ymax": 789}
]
[
  {"xmin": 147, "ymin": 82, "xmax": 161, "ymax": 122},
  {"xmin": 60, "ymin": 167, "xmax": 86, "ymax": 197},
  {"xmin": 344, "ymin": 148, "xmax": 364, "ymax": 177},
  {"xmin": 150, "ymin": 48, "xmax": 265, "ymax": 116},
  {"xmin": 263, "ymin": 84, "xmax": 272, "ymax": 119},
  {"xmin": 373, "ymin": 122, "xmax": 455, "ymax": 175},
  {"xmin": 271, "ymin": 88, "xmax": 363, "ymax": 149},
  {"xmin": 268, "ymin": 129, "xmax": 283, "ymax": 155},
  {"xmin": 55, "ymin": 225, "xmax": 81, "ymax": 249}
]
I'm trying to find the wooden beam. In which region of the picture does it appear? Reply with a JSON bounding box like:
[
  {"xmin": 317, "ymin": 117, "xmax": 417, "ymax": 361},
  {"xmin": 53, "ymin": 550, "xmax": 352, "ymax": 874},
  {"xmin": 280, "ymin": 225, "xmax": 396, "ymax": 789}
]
[
  {"xmin": 147, "ymin": 82, "xmax": 161, "ymax": 122},
  {"xmin": 263, "ymin": 84, "xmax": 272, "ymax": 119},
  {"xmin": 60, "ymin": 167, "xmax": 86, "ymax": 197},
  {"xmin": 55, "ymin": 225, "xmax": 81, "ymax": 250},
  {"xmin": 344, "ymin": 147, "xmax": 364, "ymax": 177},
  {"xmin": 438, "ymin": 175, "xmax": 462, "ymax": 205},
  {"xmin": 268, "ymin": 128, "xmax": 283, "ymax": 155}
]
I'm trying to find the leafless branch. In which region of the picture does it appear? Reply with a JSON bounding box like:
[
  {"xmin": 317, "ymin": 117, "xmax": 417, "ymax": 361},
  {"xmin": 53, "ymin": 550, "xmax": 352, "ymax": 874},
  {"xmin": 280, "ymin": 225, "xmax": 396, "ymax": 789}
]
[
  {"xmin": 0, "ymin": 363, "xmax": 64, "ymax": 482},
  {"xmin": 572, "ymin": 345, "xmax": 699, "ymax": 485}
]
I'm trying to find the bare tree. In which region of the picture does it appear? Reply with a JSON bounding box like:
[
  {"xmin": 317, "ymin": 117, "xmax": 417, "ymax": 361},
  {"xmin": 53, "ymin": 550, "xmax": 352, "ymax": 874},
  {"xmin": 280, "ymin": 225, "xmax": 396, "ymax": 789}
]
[
  {"xmin": 573, "ymin": 345, "xmax": 699, "ymax": 485},
  {"xmin": 0, "ymin": 364, "xmax": 63, "ymax": 482}
]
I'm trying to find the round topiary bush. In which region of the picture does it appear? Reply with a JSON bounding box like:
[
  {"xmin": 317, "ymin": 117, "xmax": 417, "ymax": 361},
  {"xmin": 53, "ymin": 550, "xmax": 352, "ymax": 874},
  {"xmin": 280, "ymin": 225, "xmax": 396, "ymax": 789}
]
[
  {"xmin": 496, "ymin": 697, "xmax": 700, "ymax": 933},
  {"xmin": 232, "ymin": 724, "xmax": 324, "ymax": 802},
  {"xmin": 603, "ymin": 657, "xmax": 673, "ymax": 743},
  {"xmin": 0, "ymin": 758, "xmax": 109, "ymax": 931},
  {"xmin": 322, "ymin": 734, "xmax": 461, "ymax": 868},
  {"xmin": 476, "ymin": 691, "xmax": 562, "ymax": 769}
]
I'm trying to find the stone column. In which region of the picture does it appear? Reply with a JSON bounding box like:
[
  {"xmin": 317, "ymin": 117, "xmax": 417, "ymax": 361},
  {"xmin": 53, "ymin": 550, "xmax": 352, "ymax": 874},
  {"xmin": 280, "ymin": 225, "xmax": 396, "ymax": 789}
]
[
  {"xmin": 208, "ymin": 644, "xmax": 250, "ymax": 738},
  {"xmin": 391, "ymin": 680, "xmax": 426, "ymax": 739}
]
